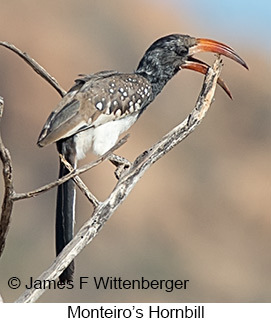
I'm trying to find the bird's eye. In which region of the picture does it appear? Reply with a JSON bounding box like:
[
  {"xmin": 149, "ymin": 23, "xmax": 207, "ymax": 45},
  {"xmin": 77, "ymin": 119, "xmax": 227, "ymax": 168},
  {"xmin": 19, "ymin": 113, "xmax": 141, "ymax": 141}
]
[{"xmin": 176, "ymin": 46, "xmax": 189, "ymax": 56}]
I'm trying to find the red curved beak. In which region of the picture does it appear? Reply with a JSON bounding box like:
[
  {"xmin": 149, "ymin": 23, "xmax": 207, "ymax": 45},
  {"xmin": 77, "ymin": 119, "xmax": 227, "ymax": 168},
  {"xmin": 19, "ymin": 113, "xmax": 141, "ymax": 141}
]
[
  {"xmin": 192, "ymin": 38, "xmax": 248, "ymax": 69},
  {"xmin": 182, "ymin": 38, "xmax": 248, "ymax": 99}
]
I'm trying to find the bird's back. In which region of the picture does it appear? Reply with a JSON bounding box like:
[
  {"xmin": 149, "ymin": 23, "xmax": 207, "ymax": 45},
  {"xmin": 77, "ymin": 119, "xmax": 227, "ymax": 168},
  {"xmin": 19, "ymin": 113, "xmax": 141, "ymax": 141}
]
[{"xmin": 37, "ymin": 71, "xmax": 152, "ymax": 148}]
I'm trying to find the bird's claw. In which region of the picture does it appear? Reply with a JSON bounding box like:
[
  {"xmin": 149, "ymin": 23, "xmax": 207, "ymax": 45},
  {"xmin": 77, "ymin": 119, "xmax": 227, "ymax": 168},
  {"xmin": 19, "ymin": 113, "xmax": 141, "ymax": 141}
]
[{"xmin": 109, "ymin": 154, "xmax": 131, "ymax": 180}]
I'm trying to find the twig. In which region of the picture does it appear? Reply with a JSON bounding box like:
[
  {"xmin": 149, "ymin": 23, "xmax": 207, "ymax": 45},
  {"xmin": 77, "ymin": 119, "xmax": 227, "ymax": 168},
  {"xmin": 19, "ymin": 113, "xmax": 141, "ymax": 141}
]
[
  {"xmin": 12, "ymin": 134, "xmax": 129, "ymax": 204},
  {"xmin": 15, "ymin": 57, "xmax": 223, "ymax": 303},
  {"xmin": 59, "ymin": 154, "xmax": 100, "ymax": 208},
  {"xmin": 0, "ymin": 41, "xmax": 66, "ymax": 97},
  {"xmin": 0, "ymin": 97, "xmax": 15, "ymax": 256}
]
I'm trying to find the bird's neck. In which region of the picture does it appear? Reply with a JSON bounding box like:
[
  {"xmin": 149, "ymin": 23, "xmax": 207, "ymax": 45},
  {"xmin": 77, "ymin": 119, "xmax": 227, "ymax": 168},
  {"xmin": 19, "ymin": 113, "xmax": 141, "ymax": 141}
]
[{"xmin": 135, "ymin": 55, "xmax": 179, "ymax": 100}]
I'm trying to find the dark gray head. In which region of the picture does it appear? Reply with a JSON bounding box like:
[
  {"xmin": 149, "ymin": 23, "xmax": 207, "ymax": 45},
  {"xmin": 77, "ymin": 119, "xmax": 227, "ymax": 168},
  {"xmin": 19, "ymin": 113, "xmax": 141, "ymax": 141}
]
[
  {"xmin": 136, "ymin": 34, "xmax": 248, "ymax": 99},
  {"xmin": 136, "ymin": 35, "xmax": 196, "ymax": 91}
]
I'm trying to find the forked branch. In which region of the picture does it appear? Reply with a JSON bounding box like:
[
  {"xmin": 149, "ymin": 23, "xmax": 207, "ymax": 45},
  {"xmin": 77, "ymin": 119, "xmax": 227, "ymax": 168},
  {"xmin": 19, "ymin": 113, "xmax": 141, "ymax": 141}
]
[
  {"xmin": 0, "ymin": 39, "xmax": 223, "ymax": 302},
  {"xmin": 14, "ymin": 57, "xmax": 223, "ymax": 303}
]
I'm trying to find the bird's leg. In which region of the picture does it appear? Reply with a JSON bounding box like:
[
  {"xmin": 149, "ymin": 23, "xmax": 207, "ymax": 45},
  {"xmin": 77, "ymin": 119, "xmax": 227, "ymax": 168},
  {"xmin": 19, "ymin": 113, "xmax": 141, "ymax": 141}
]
[{"xmin": 109, "ymin": 153, "xmax": 131, "ymax": 179}]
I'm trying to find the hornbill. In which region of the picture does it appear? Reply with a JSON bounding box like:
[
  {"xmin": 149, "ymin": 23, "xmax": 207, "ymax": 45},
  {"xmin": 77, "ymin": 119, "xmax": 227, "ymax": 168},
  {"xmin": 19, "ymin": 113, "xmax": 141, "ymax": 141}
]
[{"xmin": 37, "ymin": 34, "xmax": 248, "ymax": 282}]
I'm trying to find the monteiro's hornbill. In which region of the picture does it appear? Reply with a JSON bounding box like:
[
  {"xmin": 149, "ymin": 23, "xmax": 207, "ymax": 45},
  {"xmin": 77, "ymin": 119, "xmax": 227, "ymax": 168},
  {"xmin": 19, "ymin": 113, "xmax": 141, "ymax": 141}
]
[{"xmin": 37, "ymin": 34, "xmax": 248, "ymax": 282}]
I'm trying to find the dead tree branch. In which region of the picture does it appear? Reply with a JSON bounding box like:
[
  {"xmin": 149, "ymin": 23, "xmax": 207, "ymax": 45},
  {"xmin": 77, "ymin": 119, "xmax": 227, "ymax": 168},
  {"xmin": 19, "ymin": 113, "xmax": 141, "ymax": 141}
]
[
  {"xmin": 0, "ymin": 97, "xmax": 15, "ymax": 256},
  {"xmin": 15, "ymin": 57, "xmax": 223, "ymax": 303},
  {"xmin": 0, "ymin": 41, "xmax": 66, "ymax": 97},
  {"xmin": 11, "ymin": 134, "xmax": 129, "ymax": 204},
  {"xmin": 0, "ymin": 126, "xmax": 127, "ymax": 258}
]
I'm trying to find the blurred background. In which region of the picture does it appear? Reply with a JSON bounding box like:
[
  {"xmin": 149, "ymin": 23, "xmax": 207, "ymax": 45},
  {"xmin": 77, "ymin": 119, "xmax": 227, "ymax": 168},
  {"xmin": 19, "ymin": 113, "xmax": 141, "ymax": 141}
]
[{"xmin": 0, "ymin": 0, "xmax": 270, "ymax": 302}]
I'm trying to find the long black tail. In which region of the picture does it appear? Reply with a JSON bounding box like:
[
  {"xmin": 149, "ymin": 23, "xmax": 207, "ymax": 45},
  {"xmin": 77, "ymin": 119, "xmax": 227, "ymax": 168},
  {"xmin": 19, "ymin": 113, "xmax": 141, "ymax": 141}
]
[{"xmin": 56, "ymin": 138, "xmax": 77, "ymax": 282}]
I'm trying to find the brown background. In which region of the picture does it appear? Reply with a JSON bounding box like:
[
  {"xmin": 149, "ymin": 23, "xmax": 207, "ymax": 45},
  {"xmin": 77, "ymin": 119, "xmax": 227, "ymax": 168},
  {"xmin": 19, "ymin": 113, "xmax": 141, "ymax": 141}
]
[{"xmin": 0, "ymin": 0, "xmax": 270, "ymax": 302}]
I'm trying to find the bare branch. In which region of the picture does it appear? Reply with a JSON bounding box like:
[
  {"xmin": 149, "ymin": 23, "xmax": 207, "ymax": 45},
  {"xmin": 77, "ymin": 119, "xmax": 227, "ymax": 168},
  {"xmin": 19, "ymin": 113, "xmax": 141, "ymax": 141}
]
[
  {"xmin": 0, "ymin": 97, "xmax": 15, "ymax": 257},
  {"xmin": 0, "ymin": 41, "xmax": 66, "ymax": 97},
  {"xmin": 15, "ymin": 57, "xmax": 223, "ymax": 303},
  {"xmin": 59, "ymin": 154, "xmax": 100, "ymax": 208},
  {"xmin": 12, "ymin": 134, "xmax": 129, "ymax": 204}
]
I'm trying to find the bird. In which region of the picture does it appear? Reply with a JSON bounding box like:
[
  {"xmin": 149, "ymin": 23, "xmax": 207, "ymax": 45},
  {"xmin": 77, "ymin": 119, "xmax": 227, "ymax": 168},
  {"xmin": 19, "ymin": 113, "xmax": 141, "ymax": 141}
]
[{"xmin": 37, "ymin": 34, "xmax": 248, "ymax": 282}]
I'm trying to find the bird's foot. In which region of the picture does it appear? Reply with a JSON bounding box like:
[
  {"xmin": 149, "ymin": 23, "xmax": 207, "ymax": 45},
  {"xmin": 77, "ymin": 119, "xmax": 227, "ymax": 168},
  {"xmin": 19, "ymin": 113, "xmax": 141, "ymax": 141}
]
[{"xmin": 109, "ymin": 154, "xmax": 131, "ymax": 179}]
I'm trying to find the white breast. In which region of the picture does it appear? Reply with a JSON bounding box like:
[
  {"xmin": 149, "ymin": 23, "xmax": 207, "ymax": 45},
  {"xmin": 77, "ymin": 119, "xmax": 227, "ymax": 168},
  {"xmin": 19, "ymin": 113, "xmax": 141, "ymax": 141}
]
[
  {"xmin": 74, "ymin": 114, "xmax": 138, "ymax": 160},
  {"xmin": 74, "ymin": 127, "xmax": 94, "ymax": 160}
]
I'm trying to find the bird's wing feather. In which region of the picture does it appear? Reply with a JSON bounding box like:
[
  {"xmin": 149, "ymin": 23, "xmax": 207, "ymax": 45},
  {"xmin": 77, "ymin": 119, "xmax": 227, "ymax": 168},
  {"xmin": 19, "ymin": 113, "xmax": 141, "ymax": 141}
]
[{"xmin": 37, "ymin": 72, "xmax": 152, "ymax": 147}]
